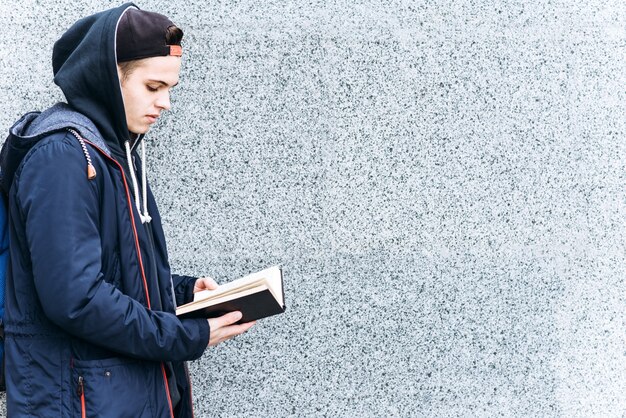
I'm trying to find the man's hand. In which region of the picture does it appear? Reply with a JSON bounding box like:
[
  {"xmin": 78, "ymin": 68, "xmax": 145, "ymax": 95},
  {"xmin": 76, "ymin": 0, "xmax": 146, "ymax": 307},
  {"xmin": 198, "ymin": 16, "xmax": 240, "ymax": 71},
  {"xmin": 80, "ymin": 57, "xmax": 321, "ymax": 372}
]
[
  {"xmin": 194, "ymin": 277, "xmax": 256, "ymax": 346},
  {"xmin": 193, "ymin": 277, "xmax": 219, "ymax": 293},
  {"xmin": 208, "ymin": 311, "xmax": 256, "ymax": 347}
]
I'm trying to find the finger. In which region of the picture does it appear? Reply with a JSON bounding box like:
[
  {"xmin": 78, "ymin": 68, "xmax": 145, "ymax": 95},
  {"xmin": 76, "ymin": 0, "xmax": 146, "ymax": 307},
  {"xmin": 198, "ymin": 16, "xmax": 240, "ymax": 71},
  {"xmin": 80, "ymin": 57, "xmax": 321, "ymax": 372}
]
[
  {"xmin": 239, "ymin": 320, "xmax": 256, "ymax": 331},
  {"xmin": 207, "ymin": 319, "xmax": 256, "ymax": 346},
  {"xmin": 203, "ymin": 277, "xmax": 219, "ymax": 289},
  {"xmin": 193, "ymin": 277, "xmax": 215, "ymax": 290},
  {"xmin": 217, "ymin": 321, "xmax": 256, "ymax": 342},
  {"xmin": 225, "ymin": 320, "xmax": 256, "ymax": 336},
  {"xmin": 209, "ymin": 311, "xmax": 243, "ymax": 330},
  {"xmin": 194, "ymin": 277, "xmax": 219, "ymax": 292}
]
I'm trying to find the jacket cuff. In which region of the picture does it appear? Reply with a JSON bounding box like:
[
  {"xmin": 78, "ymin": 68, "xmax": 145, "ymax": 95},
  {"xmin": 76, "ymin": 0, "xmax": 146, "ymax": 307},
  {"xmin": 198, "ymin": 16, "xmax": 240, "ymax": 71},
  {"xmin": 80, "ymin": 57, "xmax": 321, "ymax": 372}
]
[
  {"xmin": 185, "ymin": 318, "xmax": 210, "ymax": 360},
  {"xmin": 172, "ymin": 274, "xmax": 197, "ymax": 306}
]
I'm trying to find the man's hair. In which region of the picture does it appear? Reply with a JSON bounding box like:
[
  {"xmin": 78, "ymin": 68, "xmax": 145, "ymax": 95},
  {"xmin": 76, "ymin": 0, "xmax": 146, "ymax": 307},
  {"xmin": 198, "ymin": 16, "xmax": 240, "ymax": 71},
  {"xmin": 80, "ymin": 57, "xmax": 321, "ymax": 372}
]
[{"xmin": 118, "ymin": 25, "xmax": 183, "ymax": 83}]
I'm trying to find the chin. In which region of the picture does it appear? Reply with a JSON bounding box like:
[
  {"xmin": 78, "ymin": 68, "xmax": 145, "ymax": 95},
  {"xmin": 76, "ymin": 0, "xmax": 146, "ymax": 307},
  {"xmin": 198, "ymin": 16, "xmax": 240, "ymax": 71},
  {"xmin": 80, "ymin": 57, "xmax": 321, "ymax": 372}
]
[{"xmin": 130, "ymin": 126, "xmax": 150, "ymax": 135}]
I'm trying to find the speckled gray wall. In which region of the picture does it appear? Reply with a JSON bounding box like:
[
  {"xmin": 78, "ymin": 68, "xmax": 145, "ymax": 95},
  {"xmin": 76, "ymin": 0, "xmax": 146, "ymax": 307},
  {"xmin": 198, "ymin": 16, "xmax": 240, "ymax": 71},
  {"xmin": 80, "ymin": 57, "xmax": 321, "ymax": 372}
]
[{"xmin": 1, "ymin": 0, "xmax": 625, "ymax": 416}]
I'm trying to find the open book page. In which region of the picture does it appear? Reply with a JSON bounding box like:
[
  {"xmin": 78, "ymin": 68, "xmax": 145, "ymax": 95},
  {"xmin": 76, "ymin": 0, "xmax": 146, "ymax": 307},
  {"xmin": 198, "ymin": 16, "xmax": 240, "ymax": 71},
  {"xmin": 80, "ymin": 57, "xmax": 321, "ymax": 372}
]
[
  {"xmin": 176, "ymin": 284, "xmax": 273, "ymax": 317},
  {"xmin": 176, "ymin": 265, "xmax": 285, "ymax": 321},
  {"xmin": 190, "ymin": 265, "xmax": 283, "ymax": 307}
]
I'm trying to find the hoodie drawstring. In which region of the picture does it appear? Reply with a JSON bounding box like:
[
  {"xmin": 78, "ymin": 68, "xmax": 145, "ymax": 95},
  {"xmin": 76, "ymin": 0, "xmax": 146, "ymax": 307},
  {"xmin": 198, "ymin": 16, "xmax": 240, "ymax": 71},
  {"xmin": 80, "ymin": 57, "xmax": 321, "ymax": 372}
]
[
  {"xmin": 67, "ymin": 129, "xmax": 97, "ymax": 180},
  {"xmin": 125, "ymin": 140, "xmax": 151, "ymax": 224},
  {"xmin": 68, "ymin": 128, "xmax": 150, "ymax": 224}
]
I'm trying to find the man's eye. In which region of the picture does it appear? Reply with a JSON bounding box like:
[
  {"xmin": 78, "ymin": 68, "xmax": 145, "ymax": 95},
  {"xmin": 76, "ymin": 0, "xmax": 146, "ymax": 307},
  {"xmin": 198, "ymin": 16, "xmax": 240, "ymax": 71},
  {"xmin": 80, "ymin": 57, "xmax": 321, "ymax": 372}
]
[{"xmin": 147, "ymin": 85, "xmax": 159, "ymax": 92}]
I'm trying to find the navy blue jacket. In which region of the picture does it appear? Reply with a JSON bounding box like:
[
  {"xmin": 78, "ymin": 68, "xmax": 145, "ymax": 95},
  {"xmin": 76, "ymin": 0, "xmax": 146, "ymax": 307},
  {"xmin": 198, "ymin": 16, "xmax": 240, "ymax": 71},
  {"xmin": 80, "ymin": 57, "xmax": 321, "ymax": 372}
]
[{"xmin": 0, "ymin": 3, "xmax": 209, "ymax": 417}]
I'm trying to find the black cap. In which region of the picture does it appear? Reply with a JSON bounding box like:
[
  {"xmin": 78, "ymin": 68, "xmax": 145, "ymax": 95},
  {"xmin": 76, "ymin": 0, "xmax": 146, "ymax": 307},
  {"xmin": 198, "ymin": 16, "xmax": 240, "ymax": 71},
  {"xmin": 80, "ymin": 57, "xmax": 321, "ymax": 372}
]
[{"xmin": 116, "ymin": 8, "xmax": 182, "ymax": 63}]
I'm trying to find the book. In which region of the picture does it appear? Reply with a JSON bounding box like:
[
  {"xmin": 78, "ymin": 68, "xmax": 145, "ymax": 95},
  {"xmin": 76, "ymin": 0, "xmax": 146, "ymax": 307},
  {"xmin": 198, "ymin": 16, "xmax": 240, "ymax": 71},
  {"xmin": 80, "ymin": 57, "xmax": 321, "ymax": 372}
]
[{"xmin": 176, "ymin": 265, "xmax": 286, "ymax": 323}]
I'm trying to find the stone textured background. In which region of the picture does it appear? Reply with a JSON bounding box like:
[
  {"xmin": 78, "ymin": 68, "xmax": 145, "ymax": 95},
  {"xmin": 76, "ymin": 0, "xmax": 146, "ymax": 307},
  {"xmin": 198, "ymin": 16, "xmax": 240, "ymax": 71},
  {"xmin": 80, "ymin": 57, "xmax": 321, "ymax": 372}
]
[{"xmin": 1, "ymin": 0, "xmax": 625, "ymax": 416}]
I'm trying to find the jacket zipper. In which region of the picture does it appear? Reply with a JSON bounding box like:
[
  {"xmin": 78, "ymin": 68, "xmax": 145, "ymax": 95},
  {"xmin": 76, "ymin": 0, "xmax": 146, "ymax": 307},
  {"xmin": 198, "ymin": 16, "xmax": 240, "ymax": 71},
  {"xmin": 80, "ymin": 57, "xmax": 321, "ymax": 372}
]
[
  {"xmin": 83, "ymin": 140, "xmax": 151, "ymax": 308},
  {"xmin": 77, "ymin": 376, "xmax": 86, "ymax": 418},
  {"xmin": 82, "ymin": 139, "xmax": 175, "ymax": 418}
]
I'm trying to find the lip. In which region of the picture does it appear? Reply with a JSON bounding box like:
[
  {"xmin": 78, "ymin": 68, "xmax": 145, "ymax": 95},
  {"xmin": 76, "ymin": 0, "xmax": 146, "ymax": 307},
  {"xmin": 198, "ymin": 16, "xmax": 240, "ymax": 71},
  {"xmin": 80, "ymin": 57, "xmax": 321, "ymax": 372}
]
[{"xmin": 146, "ymin": 115, "xmax": 159, "ymax": 124}]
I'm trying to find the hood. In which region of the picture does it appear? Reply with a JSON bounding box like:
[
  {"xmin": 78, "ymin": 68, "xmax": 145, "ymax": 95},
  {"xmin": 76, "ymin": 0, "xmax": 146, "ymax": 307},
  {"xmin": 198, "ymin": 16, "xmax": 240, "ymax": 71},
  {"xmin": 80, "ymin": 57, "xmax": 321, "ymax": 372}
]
[
  {"xmin": 52, "ymin": 2, "xmax": 140, "ymax": 155},
  {"xmin": 2, "ymin": 3, "xmax": 154, "ymax": 223},
  {"xmin": 0, "ymin": 103, "xmax": 111, "ymax": 195}
]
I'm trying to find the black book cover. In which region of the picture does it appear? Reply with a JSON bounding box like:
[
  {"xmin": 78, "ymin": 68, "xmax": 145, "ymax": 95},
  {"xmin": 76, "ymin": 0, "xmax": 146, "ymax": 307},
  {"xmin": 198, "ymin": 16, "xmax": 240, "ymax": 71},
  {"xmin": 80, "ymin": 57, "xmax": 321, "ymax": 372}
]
[{"xmin": 178, "ymin": 288, "xmax": 286, "ymax": 323}]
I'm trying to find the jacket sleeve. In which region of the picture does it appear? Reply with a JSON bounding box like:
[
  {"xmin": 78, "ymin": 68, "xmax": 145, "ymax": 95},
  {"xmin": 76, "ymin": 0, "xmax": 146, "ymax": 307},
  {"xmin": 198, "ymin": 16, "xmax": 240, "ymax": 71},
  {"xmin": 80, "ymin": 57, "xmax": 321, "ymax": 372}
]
[
  {"xmin": 172, "ymin": 274, "xmax": 197, "ymax": 306},
  {"xmin": 16, "ymin": 136, "xmax": 209, "ymax": 362}
]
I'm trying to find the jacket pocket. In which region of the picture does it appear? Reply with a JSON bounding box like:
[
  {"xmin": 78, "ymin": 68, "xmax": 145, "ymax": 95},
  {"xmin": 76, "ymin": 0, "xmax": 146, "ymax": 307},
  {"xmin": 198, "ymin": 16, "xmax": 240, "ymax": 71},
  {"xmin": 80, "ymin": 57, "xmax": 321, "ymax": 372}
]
[{"xmin": 71, "ymin": 356, "xmax": 156, "ymax": 418}]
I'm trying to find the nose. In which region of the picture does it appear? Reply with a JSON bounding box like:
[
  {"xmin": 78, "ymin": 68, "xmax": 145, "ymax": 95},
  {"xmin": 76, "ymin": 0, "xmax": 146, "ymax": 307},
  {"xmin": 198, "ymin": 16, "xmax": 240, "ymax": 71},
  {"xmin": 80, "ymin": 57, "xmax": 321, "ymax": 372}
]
[{"xmin": 156, "ymin": 90, "xmax": 171, "ymax": 111}]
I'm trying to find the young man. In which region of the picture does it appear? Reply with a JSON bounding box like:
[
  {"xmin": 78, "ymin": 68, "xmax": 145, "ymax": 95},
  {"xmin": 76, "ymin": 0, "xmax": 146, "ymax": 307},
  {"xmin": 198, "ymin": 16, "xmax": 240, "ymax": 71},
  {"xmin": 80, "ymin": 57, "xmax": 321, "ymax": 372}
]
[{"xmin": 0, "ymin": 4, "xmax": 254, "ymax": 417}]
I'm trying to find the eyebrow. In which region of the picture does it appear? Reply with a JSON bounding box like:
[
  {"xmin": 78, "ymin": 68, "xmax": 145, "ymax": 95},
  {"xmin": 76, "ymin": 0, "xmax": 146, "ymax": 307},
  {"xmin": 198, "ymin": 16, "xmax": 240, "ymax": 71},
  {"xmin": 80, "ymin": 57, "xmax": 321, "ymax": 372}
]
[{"xmin": 148, "ymin": 80, "xmax": 179, "ymax": 87}]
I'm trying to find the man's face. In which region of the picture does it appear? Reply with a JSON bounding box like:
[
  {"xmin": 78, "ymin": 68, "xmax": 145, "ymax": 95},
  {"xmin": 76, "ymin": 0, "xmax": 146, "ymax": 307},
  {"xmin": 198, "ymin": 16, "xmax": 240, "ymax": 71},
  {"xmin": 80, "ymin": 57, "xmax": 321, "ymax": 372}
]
[{"xmin": 118, "ymin": 56, "xmax": 181, "ymax": 135}]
